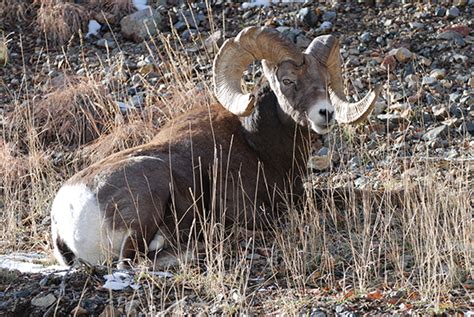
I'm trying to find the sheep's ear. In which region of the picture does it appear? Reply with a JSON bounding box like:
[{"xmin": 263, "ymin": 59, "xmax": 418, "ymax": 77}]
[{"xmin": 306, "ymin": 35, "xmax": 379, "ymax": 124}]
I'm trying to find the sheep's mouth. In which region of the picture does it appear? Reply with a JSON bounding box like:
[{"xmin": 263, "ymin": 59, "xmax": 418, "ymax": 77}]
[{"xmin": 307, "ymin": 118, "xmax": 333, "ymax": 135}]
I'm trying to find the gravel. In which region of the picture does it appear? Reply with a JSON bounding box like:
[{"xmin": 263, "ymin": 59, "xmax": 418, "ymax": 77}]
[{"xmin": 0, "ymin": 1, "xmax": 473, "ymax": 315}]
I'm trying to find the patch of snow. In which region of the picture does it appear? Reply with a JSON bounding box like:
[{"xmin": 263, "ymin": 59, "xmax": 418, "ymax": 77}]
[
  {"xmin": 86, "ymin": 20, "xmax": 101, "ymax": 38},
  {"xmin": 103, "ymin": 272, "xmax": 140, "ymax": 290},
  {"xmin": 242, "ymin": 0, "xmax": 305, "ymax": 9},
  {"xmin": 152, "ymin": 271, "xmax": 173, "ymax": 278},
  {"xmin": 0, "ymin": 253, "xmax": 69, "ymax": 274},
  {"xmin": 133, "ymin": 0, "xmax": 150, "ymax": 11}
]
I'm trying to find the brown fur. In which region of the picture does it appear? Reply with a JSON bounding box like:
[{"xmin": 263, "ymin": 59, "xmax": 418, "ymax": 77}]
[{"xmin": 64, "ymin": 83, "xmax": 315, "ymax": 262}]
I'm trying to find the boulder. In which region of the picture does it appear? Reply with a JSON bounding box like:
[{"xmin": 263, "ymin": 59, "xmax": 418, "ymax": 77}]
[{"xmin": 120, "ymin": 8, "xmax": 163, "ymax": 42}]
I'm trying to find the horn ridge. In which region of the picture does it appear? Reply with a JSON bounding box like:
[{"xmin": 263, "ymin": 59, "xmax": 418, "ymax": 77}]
[{"xmin": 213, "ymin": 26, "xmax": 303, "ymax": 116}]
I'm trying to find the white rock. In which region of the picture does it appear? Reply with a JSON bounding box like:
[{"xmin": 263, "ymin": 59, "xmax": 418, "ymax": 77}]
[
  {"xmin": 85, "ymin": 20, "xmax": 101, "ymax": 38},
  {"xmin": 31, "ymin": 294, "xmax": 56, "ymax": 308},
  {"xmin": 133, "ymin": 0, "xmax": 149, "ymax": 11},
  {"xmin": 422, "ymin": 76, "xmax": 437, "ymax": 85},
  {"xmin": 430, "ymin": 68, "xmax": 446, "ymax": 79}
]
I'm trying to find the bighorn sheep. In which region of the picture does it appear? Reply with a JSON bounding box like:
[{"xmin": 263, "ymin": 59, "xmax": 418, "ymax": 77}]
[{"xmin": 51, "ymin": 26, "xmax": 378, "ymax": 268}]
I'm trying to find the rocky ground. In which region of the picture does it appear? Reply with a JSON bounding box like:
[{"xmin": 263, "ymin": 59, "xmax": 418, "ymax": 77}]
[{"xmin": 0, "ymin": 0, "xmax": 473, "ymax": 316}]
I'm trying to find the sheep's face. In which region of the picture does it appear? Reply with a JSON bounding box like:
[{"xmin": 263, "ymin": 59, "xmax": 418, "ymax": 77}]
[{"xmin": 263, "ymin": 57, "xmax": 334, "ymax": 135}]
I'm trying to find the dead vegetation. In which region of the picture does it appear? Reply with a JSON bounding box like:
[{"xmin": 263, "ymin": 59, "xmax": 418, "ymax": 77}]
[
  {"xmin": 37, "ymin": 1, "xmax": 89, "ymax": 45},
  {"xmin": 0, "ymin": 2, "xmax": 472, "ymax": 315},
  {"xmin": 1, "ymin": 0, "xmax": 134, "ymax": 45},
  {"xmin": 5, "ymin": 76, "xmax": 116, "ymax": 150}
]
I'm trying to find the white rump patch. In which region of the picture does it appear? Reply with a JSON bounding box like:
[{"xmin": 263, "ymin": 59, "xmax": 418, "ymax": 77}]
[{"xmin": 51, "ymin": 184, "xmax": 126, "ymax": 265}]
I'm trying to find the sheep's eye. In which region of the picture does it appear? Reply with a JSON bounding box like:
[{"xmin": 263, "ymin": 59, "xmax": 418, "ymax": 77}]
[{"xmin": 282, "ymin": 79, "xmax": 294, "ymax": 86}]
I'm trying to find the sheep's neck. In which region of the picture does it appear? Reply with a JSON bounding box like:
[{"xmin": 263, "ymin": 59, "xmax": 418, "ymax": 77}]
[{"xmin": 240, "ymin": 86, "xmax": 312, "ymax": 179}]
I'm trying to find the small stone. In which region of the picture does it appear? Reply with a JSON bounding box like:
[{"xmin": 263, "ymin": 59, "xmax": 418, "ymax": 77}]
[
  {"xmin": 377, "ymin": 113, "xmax": 404, "ymax": 126},
  {"xmin": 322, "ymin": 11, "xmax": 337, "ymax": 22},
  {"xmin": 389, "ymin": 103, "xmax": 410, "ymax": 112},
  {"xmin": 242, "ymin": 11, "xmax": 253, "ymax": 20},
  {"xmin": 468, "ymin": 77, "xmax": 474, "ymax": 88},
  {"xmin": 454, "ymin": 37, "xmax": 466, "ymax": 47},
  {"xmin": 298, "ymin": 8, "xmax": 318, "ymax": 27},
  {"xmin": 310, "ymin": 309, "xmax": 327, "ymax": 317},
  {"xmin": 446, "ymin": 6, "xmax": 460, "ymax": 18},
  {"xmin": 182, "ymin": 29, "xmax": 199, "ymax": 41},
  {"xmin": 39, "ymin": 276, "xmax": 49, "ymax": 287},
  {"xmin": 405, "ymin": 74, "xmax": 418, "ymax": 87},
  {"xmin": 13, "ymin": 290, "xmax": 31, "ymax": 298},
  {"xmin": 360, "ymin": 32, "xmax": 372, "ymax": 43},
  {"xmin": 31, "ymin": 293, "xmax": 56, "ymax": 308},
  {"xmin": 374, "ymin": 101, "xmax": 387, "ymax": 115},
  {"xmin": 384, "ymin": 19, "xmax": 393, "ymax": 27},
  {"xmin": 438, "ymin": 31, "xmax": 464, "ymax": 41},
  {"xmin": 173, "ymin": 21, "xmax": 186, "ymax": 32},
  {"xmin": 318, "ymin": 21, "xmax": 333, "ymax": 32},
  {"xmin": 96, "ymin": 39, "xmax": 116, "ymax": 49},
  {"xmin": 422, "ymin": 76, "xmax": 437, "ymax": 86},
  {"xmin": 435, "ymin": 7, "xmax": 447, "ymax": 17},
  {"xmin": 394, "ymin": 47, "xmax": 413, "ymax": 63},
  {"xmin": 317, "ymin": 147, "xmax": 329, "ymax": 156},
  {"xmin": 308, "ymin": 156, "xmax": 331, "ymax": 170},
  {"xmin": 432, "ymin": 105, "xmax": 449, "ymax": 119},
  {"xmin": 418, "ymin": 56, "xmax": 432, "ymax": 67},
  {"xmin": 335, "ymin": 305, "xmax": 345, "ymax": 313},
  {"xmin": 348, "ymin": 156, "xmax": 360, "ymax": 170},
  {"xmin": 466, "ymin": 121, "xmax": 474, "ymax": 135},
  {"xmin": 430, "ymin": 68, "xmax": 446, "ymax": 79},
  {"xmin": 460, "ymin": 95, "xmax": 473, "ymax": 106},
  {"xmin": 382, "ymin": 55, "xmax": 396, "ymax": 70},
  {"xmin": 409, "ymin": 22, "xmax": 424, "ymax": 29},
  {"xmin": 422, "ymin": 125, "xmax": 448, "ymax": 141},
  {"xmin": 120, "ymin": 8, "xmax": 163, "ymax": 42},
  {"xmin": 129, "ymin": 93, "xmax": 145, "ymax": 108},
  {"xmin": 425, "ymin": 93, "xmax": 436, "ymax": 105},
  {"xmin": 452, "ymin": 54, "xmax": 468, "ymax": 63},
  {"xmin": 449, "ymin": 93, "xmax": 461, "ymax": 103}
]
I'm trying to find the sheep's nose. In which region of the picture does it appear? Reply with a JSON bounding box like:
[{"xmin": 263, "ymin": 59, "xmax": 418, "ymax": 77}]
[{"xmin": 319, "ymin": 109, "xmax": 334, "ymax": 123}]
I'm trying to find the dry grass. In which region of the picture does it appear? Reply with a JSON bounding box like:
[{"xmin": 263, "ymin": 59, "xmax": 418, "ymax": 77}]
[
  {"xmin": 0, "ymin": 0, "xmax": 34, "ymax": 24},
  {"xmin": 91, "ymin": 0, "xmax": 134, "ymax": 16},
  {"xmin": 0, "ymin": 5, "xmax": 472, "ymax": 315},
  {"xmin": 36, "ymin": 1, "xmax": 89, "ymax": 45},
  {"xmin": 5, "ymin": 76, "xmax": 117, "ymax": 150}
]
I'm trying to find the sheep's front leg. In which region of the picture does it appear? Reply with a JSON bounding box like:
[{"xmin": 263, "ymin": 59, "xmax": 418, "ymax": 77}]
[{"xmin": 117, "ymin": 232, "xmax": 147, "ymax": 270}]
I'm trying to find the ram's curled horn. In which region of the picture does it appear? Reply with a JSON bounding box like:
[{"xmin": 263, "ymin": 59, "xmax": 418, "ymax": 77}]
[
  {"xmin": 213, "ymin": 26, "xmax": 304, "ymax": 116},
  {"xmin": 305, "ymin": 35, "xmax": 380, "ymax": 124}
]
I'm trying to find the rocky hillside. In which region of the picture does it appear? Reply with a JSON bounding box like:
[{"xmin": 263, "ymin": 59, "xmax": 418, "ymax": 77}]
[{"xmin": 0, "ymin": 1, "xmax": 473, "ymax": 315}]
